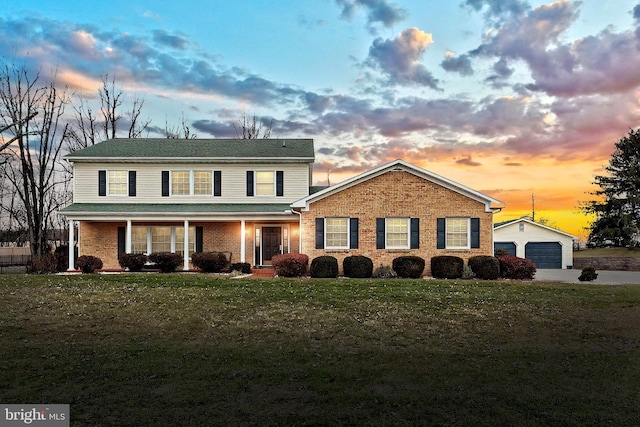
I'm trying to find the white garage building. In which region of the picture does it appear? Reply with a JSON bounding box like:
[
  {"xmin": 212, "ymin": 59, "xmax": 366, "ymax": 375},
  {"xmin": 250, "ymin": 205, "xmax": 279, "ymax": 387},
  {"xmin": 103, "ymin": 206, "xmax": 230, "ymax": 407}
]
[{"xmin": 494, "ymin": 218, "xmax": 576, "ymax": 269}]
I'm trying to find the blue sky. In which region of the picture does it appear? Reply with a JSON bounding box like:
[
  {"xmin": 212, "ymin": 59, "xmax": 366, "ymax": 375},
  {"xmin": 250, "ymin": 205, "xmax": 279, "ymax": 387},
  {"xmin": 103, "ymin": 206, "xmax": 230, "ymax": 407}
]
[{"xmin": 2, "ymin": 0, "xmax": 640, "ymax": 238}]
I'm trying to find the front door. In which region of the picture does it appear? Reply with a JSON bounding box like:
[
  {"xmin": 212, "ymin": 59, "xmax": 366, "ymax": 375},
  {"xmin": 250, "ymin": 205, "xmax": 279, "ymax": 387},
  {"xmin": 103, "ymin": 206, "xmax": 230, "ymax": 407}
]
[{"xmin": 262, "ymin": 227, "xmax": 281, "ymax": 265}]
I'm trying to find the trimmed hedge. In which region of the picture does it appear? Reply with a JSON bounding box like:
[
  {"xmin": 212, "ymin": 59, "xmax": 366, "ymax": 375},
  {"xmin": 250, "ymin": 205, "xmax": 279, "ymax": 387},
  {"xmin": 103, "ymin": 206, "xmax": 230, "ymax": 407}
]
[
  {"xmin": 343, "ymin": 256, "xmax": 373, "ymax": 278},
  {"xmin": 76, "ymin": 255, "xmax": 103, "ymax": 274},
  {"xmin": 119, "ymin": 253, "xmax": 148, "ymax": 272},
  {"xmin": 191, "ymin": 252, "xmax": 229, "ymax": 273},
  {"xmin": 148, "ymin": 252, "xmax": 183, "ymax": 273},
  {"xmin": 468, "ymin": 255, "xmax": 501, "ymax": 280},
  {"xmin": 272, "ymin": 253, "xmax": 309, "ymax": 277},
  {"xmin": 231, "ymin": 262, "xmax": 252, "ymax": 274},
  {"xmin": 431, "ymin": 255, "xmax": 464, "ymax": 279},
  {"xmin": 498, "ymin": 255, "xmax": 536, "ymax": 280},
  {"xmin": 393, "ymin": 256, "xmax": 426, "ymax": 278},
  {"xmin": 310, "ymin": 256, "xmax": 339, "ymax": 278}
]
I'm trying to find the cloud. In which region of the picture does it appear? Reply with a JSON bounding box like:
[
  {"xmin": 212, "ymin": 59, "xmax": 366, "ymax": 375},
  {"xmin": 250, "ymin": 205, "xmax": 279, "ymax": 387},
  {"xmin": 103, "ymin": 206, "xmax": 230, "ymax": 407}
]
[
  {"xmin": 335, "ymin": 0, "xmax": 408, "ymax": 30},
  {"xmin": 366, "ymin": 27, "xmax": 441, "ymax": 88},
  {"xmin": 456, "ymin": 156, "xmax": 482, "ymax": 166},
  {"xmin": 440, "ymin": 52, "xmax": 474, "ymax": 76},
  {"xmin": 462, "ymin": 0, "xmax": 530, "ymax": 22},
  {"xmin": 152, "ymin": 30, "xmax": 189, "ymax": 50}
]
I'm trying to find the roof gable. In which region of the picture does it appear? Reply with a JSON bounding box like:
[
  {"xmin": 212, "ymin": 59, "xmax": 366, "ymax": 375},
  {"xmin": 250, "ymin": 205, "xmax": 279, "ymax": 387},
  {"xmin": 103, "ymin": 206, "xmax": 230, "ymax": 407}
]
[
  {"xmin": 64, "ymin": 138, "xmax": 315, "ymax": 162},
  {"xmin": 493, "ymin": 218, "xmax": 575, "ymax": 238},
  {"xmin": 291, "ymin": 159, "xmax": 503, "ymax": 212}
]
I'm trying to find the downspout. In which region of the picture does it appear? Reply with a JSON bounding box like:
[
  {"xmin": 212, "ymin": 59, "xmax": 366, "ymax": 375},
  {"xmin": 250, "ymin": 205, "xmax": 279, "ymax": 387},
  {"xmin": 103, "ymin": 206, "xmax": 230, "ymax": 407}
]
[{"xmin": 292, "ymin": 209, "xmax": 302, "ymax": 254}]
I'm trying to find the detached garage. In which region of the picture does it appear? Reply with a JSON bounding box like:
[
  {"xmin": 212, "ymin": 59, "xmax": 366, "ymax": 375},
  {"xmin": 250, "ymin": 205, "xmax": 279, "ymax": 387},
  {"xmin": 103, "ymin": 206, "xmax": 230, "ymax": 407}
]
[{"xmin": 494, "ymin": 218, "xmax": 576, "ymax": 269}]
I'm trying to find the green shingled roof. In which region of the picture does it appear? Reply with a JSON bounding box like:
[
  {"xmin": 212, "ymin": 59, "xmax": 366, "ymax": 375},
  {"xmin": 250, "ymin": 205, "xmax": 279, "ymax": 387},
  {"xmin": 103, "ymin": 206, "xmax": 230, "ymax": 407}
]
[
  {"xmin": 64, "ymin": 138, "xmax": 315, "ymax": 160},
  {"xmin": 61, "ymin": 203, "xmax": 293, "ymax": 215}
]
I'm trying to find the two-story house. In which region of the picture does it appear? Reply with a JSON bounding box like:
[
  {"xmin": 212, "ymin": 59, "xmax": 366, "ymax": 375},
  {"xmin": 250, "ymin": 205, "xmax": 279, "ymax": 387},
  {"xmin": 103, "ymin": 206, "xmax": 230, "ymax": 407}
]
[{"xmin": 61, "ymin": 138, "xmax": 502, "ymax": 275}]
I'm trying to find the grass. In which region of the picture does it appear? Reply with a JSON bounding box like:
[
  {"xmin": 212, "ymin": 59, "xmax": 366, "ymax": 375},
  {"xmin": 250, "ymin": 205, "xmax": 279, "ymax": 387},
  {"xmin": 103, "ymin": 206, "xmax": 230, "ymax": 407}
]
[{"xmin": 1, "ymin": 274, "xmax": 640, "ymax": 426}]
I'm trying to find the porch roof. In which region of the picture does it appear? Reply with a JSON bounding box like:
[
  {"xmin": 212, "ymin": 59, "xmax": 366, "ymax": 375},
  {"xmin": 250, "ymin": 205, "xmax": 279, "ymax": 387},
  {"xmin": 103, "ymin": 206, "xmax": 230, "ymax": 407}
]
[{"xmin": 60, "ymin": 203, "xmax": 294, "ymax": 216}]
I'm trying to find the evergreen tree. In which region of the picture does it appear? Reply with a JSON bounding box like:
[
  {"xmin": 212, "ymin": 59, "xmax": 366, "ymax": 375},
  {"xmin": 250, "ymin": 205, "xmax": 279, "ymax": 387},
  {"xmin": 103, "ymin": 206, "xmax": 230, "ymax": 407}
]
[{"xmin": 583, "ymin": 128, "xmax": 640, "ymax": 247}]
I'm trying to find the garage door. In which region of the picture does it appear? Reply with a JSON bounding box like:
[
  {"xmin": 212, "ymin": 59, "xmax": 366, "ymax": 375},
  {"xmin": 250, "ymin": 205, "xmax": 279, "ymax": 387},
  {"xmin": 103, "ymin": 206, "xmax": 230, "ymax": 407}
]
[
  {"xmin": 494, "ymin": 242, "xmax": 516, "ymax": 256},
  {"xmin": 525, "ymin": 242, "xmax": 562, "ymax": 269}
]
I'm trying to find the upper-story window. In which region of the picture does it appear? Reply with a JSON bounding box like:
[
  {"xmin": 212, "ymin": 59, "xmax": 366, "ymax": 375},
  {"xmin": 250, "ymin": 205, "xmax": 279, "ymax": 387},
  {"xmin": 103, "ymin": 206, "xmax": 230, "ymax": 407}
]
[
  {"xmin": 256, "ymin": 171, "xmax": 275, "ymax": 196},
  {"xmin": 108, "ymin": 170, "xmax": 128, "ymax": 195},
  {"xmin": 162, "ymin": 170, "xmax": 221, "ymax": 197},
  {"xmin": 99, "ymin": 170, "xmax": 136, "ymax": 197}
]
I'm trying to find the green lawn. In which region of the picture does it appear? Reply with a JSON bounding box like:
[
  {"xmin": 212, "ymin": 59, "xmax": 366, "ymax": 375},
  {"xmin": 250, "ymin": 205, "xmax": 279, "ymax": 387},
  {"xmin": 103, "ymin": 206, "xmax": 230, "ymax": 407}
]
[{"xmin": 1, "ymin": 274, "xmax": 639, "ymax": 426}]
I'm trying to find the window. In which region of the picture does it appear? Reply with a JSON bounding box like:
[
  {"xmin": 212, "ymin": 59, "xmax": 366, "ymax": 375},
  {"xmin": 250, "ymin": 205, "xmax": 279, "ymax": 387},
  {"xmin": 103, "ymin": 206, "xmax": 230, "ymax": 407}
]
[
  {"xmin": 108, "ymin": 170, "xmax": 127, "ymax": 195},
  {"xmin": 194, "ymin": 171, "xmax": 212, "ymax": 195},
  {"xmin": 446, "ymin": 218, "xmax": 469, "ymax": 248},
  {"xmin": 386, "ymin": 218, "xmax": 409, "ymax": 249},
  {"xmin": 325, "ymin": 218, "xmax": 348, "ymax": 249},
  {"xmin": 255, "ymin": 171, "xmax": 275, "ymax": 196},
  {"xmin": 171, "ymin": 171, "xmax": 190, "ymax": 195},
  {"xmin": 131, "ymin": 226, "xmax": 196, "ymax": 256}
]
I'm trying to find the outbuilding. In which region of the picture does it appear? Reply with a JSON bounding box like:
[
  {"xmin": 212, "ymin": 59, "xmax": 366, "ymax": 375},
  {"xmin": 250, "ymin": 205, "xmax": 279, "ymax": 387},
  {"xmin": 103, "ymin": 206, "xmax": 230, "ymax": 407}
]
[{"xmin": 494, "ymin": 218, "xmax": 576, "ymax": 269}]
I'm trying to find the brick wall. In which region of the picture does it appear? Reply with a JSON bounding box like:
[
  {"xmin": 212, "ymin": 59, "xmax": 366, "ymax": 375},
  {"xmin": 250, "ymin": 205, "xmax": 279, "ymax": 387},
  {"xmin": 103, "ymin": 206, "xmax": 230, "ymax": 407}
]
[
  {"xmin": 79, "ymin": 222, "xmax": 122, "ymax": 269},
  {"xmin": 300, "ymin": 170, "xmax": 495, "ymax": 276}
]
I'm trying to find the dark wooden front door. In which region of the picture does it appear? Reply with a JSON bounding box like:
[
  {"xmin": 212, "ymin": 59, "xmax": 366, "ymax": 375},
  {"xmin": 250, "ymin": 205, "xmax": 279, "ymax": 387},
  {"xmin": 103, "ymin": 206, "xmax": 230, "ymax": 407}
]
[{"xmin": 262, "ymin": 227, "xmax": 281, "ymax": 264}]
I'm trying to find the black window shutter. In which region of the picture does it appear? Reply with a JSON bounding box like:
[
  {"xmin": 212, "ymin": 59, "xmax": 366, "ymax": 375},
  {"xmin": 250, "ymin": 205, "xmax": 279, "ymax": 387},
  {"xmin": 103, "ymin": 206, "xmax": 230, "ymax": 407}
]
[
  {"xmin": 376, "ymin": 218, "xmax": 386, "ymax": 249},
  {"xmin": 246, "ymin": 171, "xmax": 254, "ymax": 196},
  {"xmin": 128, "ymin": 171, "xmax": 136, "ymax": 197},
  {"xmin": 471, "ymin": 218, "xmax": 480, "ymax": 248},
  {"xmin": 214, "ymin": 171, "xmax": 221, "ymax": 196},
  {"xmin": 349, "ymin": 218, "xmax": 359, "ymax": 249},
  {"xmin": 437, "ymin": 218, "xmax": 446, "ymax": 249},
  {"xmin": 161, "ymin": 171, "xmax": 169, "ymax": 197},
  {"xmin": 276, "ymin": 171, "xmax": 284, "ymax": 196},
  {"xmin": 98, "ymin": 170, "xmax": 106, "ymax": 196},
  {"xmin": 117, "ymin": 226, "xmax": 125, "ymax": 257},
  {"xmin": 315, "ymin": 218, "xmax": 324, "ymax": 249},
  {"xmin": 410, "ymin": 218, "xmax": 420, "ymax": 249},
  {"xmin": 195, "ymin": 226, "xmax": 203, "ymax": 252}
]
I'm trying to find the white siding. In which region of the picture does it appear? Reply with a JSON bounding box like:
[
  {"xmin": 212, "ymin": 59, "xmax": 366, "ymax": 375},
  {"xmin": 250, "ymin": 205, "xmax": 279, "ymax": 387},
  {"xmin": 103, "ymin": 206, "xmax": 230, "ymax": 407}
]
[
  {"xmin": 72, "ymin": 162, "xmax": 311, "ymax": 204},
  {"xmin": 494, "ymin": 220, "xmax": 575, "ymax": 269}
]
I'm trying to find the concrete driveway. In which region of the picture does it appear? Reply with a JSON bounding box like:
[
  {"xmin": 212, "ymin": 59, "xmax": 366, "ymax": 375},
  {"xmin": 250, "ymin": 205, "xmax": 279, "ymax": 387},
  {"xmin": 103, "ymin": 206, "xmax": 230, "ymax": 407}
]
[{"xmin": 535, "ymin": 269, "xmax": 640, "ymax": 285}]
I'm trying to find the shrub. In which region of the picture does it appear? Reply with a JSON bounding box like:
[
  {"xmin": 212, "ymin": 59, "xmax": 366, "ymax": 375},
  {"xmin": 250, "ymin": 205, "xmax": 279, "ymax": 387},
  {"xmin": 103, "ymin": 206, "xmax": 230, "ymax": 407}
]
[
  {"xmin": 119, "ymin": 253, "xmax": 148, "ymax": 272},
  {"xmin": 272, "ymin": 253, "xmax": 309, "ymax": 277},
  {"xmin": 310, "ymin": 256, "xmax": 339, "ymax": 278},
  {"xmin": 231, "ymin": 262, "xmax": 252, "ymax": 274},
  {"xmin": 468, "ymin": 255, "xmax": 501, "ymax": 280},
  {"xmin": 578, "ymin": 266, "xmax": 598, "ymax": 282},
  {"xmin": 372, "ymin": 265, "xmax": 397, "ymax": 279},
  {"xmin": 393, "ymin": 256, "xmax": 426, "ymax": 278},
  {"xmin": 462, "ymin": 265, "xmax": 476, "ymax": 279},
  {"xmin": 343, "ymin": 256, "xmax": 373, "ymax": 278},
  {"xmin": 498, "ymin": 255, "xmax": 536, "ymax": 280},
  {"xmin": 148, "ymin": 252, "xmax": 183, "ymax": 273},
  {"xmin": 430, "ymin": 256, "xmax": 464, "ymax": 279},
  {"xmin": 54, "ymin": 245, "xmax": 70, "ymax": 272},
  {"xmin": 76, "ymin": 255, "xmax": 103, "ymax": 274},
  {"xmin": 191, "ymin": 252, "xmax": 229, "ymax": 273},
  {"xmin": 30, "ymin": 253, "xmax": 57, "ymax": 274}
]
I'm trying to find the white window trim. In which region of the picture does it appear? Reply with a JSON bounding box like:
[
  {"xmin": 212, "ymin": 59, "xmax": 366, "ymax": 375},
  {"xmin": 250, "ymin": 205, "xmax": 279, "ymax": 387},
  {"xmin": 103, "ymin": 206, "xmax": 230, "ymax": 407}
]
[
  {"xmin": 107, "ymin": 170, "xmax": 128, "ymax": 197},
  {"xmin": 325, "ymin": 217, "xmax": 350, "ymax": 250},
  {"xmin": 170, "ymin": 170, "xmax": 214, "ymax": 196},
  {"xmin": 446, "ymin": 217, "xmax": 471, "ymax": 250},
  {"xmin": 385, "ymin": 217, "xmax": 410, "ymax": 250},
  {"xmin": 255, "ymin": 170, "xmax": 276, "ymax": 197}
]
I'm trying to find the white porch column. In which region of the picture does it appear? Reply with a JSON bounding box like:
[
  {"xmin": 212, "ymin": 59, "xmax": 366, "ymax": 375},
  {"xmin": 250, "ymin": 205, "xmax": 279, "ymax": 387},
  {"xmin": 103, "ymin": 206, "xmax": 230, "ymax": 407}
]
[
  {"xmin": 68, "ymin": 220, "xmax": 75, "ymax": 271},
  {"xmin": 183, "ymin": 219, "xmax": 190, "ymax": 271},
  {"xmin": 240, "ymin": 220, "xmax": 246, "ymax": 263},
  {"xmin": 126, "ymin": 220, "xmax": 132, "ymax": 253}
]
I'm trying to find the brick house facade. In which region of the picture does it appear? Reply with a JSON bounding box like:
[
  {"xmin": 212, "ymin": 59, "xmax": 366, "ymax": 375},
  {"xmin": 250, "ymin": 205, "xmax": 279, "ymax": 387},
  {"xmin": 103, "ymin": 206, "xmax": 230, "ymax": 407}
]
[{"xmin": 61, "ymin": 139, "xmax": 501, "ymax": 275}]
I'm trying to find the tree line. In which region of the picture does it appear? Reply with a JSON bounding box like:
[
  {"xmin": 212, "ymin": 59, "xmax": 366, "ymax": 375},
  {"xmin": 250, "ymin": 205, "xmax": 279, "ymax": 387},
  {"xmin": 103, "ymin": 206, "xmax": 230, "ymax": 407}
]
[{"xmin": 0, "ymin": 63, "xmax": 272, "ymax": 258}]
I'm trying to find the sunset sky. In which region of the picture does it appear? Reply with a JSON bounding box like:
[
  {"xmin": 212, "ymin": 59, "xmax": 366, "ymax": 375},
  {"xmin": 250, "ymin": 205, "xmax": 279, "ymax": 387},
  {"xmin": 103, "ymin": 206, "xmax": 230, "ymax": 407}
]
[{"xmin": 3, "ymin": 0, "xmax": 640, "ymax": 241}]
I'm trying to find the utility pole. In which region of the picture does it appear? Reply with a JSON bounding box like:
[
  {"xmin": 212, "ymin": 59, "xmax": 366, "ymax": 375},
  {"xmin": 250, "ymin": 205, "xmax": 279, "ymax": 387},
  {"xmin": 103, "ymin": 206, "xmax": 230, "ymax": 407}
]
[{"xmin": 531, "ymin": 191, "xmax": 535, "ymax": 222}]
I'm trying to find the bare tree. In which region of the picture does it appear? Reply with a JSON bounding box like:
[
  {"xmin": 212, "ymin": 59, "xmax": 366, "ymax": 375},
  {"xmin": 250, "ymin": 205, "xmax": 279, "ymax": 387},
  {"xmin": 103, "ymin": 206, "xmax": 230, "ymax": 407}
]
[
  {"xmin": 233, "ymin": 111, "xmax": 273, "ymax": 139},
  {"xmin": 68, "ymin": 74, "xmax": 150, "ymax": 151},
  {"xmin": 0, "ymin": 64, "xmax": 72, "ymax": 256},
  {"xmin": 165, "ymin": 112, "xmax": 197, "ymax": 139}
]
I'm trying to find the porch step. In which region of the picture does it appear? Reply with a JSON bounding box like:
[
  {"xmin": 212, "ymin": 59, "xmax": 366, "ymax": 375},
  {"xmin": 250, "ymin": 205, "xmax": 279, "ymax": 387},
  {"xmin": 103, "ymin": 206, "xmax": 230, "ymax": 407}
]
[{"xmin": 250, "ymin": 267, "xmax": 275, "ymax": 278}]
